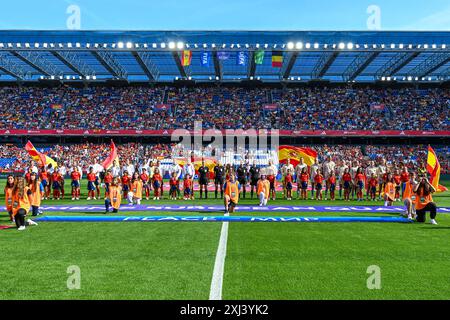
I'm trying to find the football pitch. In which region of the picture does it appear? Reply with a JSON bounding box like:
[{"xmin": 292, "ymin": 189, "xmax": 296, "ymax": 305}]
[{"xmin": 1, "ymin": 179, "xmax": 449, "ymax": 300}]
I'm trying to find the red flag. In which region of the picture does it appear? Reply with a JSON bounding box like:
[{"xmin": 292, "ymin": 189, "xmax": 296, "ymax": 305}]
[
  {"xmin": 25, "ymin": 141, "xmax": 57, "ymax": 168},
  {"xmin": 102, "ymin": 140, "xmax": 119, "ymax": 170}
]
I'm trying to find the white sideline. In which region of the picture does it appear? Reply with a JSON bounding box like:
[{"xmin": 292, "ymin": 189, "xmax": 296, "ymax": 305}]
[{"xmin": 209, "ymin": 213, "xmax": 229, "ymax": 300}]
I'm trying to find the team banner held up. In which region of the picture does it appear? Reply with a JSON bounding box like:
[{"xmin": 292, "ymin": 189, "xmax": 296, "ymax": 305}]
[{"xmin": 102, "ymin": 140, "xmax": 120, "ymax": 170}]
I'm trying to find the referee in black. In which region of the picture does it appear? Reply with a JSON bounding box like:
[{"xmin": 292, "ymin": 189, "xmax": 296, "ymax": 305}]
[
  {"xmin": 214, "ymin": 162, "xmax": 225, "ymax": 199},
  {"xmin": 198, "ymin": 159, "xmax": 210, "ymax": 199}
]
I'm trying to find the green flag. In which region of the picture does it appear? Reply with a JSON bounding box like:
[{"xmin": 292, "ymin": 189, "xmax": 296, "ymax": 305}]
[{"xmin": 254, "ymin": 50, "xmax": 265, "ymax": 64}]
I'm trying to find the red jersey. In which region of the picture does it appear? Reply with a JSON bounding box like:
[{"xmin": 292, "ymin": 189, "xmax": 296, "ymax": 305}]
[
  {"xmin": 184, "ymin": 179, "xmax": 193, "ymax": 189},
  {"xmin": 400, "ymin": 172, "xmax": 409, "ymax": 183},
  {"xmin": 356, "ymin": 173, "xmax": 364, "ymax": 182},
  {"xmin": 52, "ymin": 172, "xmax": 61, "ymax": 183},
  {"xmin": 153, "ymin": 173, "xmax": 162, "ymax": 182},
  {"xmin": 285, "ymin": 174, "xmax": 293, "ymax": 183},
  {"xmin": 71, "ymin": 171, "xmax": 81, "ymax": 181},
  {"xmin": 369, "ymin": 178, "xmax": 377, "ymax": 187},
  {"xmin": 40, "ymin": 171, "xmax": 48, "ymax": 181},
  {"xmin": 393, "ymin": 175, "xmax": 401, "ymax": 185},
  {"xmin": 170, "ymin": 178, "xmax": 178, "ymax": 186},
  {"xmin": 328, "ymin": 176, "xmax": 336, "ymax": 184},
  {"xmin": 87, "ymin": 173, "xmax": 96, "ymax": 182},
  {"xmin": 140, "ymin": 173, "xmax": 149, "ymax": 183},
  {"xmin": 122, "ymin": 175, "xmax": 130, "ymax": 185},
  {"xmin": 25, "ymin": 172, "xmax": 32, "ymax": 183},
  {"xmin": 300, "ymin": 172, "xmax": 309, "ymax": 182},
  {"xmin": 314, "ymin": 174, "xmax": 324, "ymax": 184},
  {"xmin": 104, "ymin": 173, "xmax": 113, "ymax": 184},
  {"xmin": 343, "ymin": 173, "xmax": 352, "ymax": 182}
]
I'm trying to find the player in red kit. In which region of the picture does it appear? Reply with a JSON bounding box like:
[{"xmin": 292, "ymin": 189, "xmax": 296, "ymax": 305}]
[
  {"xmin": 70, "ymin": 167, "xmax": 81, "ymax": 200},
  {"xmin": 140, "ymin": 168, "xmax": 150, "ymax": 200}
]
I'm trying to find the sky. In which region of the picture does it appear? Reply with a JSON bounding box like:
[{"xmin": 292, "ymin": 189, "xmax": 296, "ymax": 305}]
[{"xmin": 0, "ymin": 0, "xmax": 449, "ymax": 31}]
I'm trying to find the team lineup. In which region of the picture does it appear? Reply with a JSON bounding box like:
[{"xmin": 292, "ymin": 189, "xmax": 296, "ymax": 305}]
[{"xmin": 4, "ymin": 151, "xmax": 440, "ymax": 231}]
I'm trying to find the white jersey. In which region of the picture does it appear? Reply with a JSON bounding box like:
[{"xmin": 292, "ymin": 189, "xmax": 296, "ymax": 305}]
[
  {"xmin": 183, "ymin": 164, "xmax": 195, "ymax": 178},
  {"xmin": 322, "ymin": 161, "xmax": 336, "ymax": 179},
  {"xmin": 310, "ymin": 164, "xmax": 320, "ymax": 181},
  {"xmin": 91, "ymin": 163, "xmax": 104, "ymax": 177},
  {"xmin": 376, "ymin": 165, "xmax": 386, "ymax": 178},
  {"xmin": 281, "ymin": 164, "xmax": 294, "ymax": 176},
  {"xmin": 266, "ymin": 164, "xmax": 278, "ymax": 176},
  {"xmin": 29, "ymin": 165, "xmax": 38, "ymax": 174},
  {"xmin": 295, "ymin": 164, "xmax": 307, "ymax": 178},
  {"xmin": 111, "ymin": 165, "xmax": 121, "ymax": 178},
  {"xmin": 169, "ymin": 164, "xmax": 182, "ymax": 180},
  {"xmin": 350, "ymin": 167, "xmax": 359, "ymax": 180},
  {"xmin": 59, "ymin": 166, "xmax": 67, "ymax": 177},
  {"xmin": 337, "ymin": 165, "xmax": 348, "ymax": 180},
  {"xmin": 365, "ymin": 166, "xmax": 377, "ymax": 179}
]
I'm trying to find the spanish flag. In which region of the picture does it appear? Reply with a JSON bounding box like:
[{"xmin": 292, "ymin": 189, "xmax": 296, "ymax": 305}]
[
  {"xmin": 426, "ymin": 146, "xmax": 448, "ymax": 192},
  {"xmin": 278, "ymin": 145, "xmax": 317, "ymax": 167},
  {"xmin": 181, "ymin": 50, "xmax": 192, "ymax": 66},
  {"xmin": 272, "ymin": 51, "xmax": 283, "ymax": 68},
  {"xmin": 102, "ymin": 140, "xmax": 120, "ymax": 170},
  {"xmin": 25, "ymin": 141, "xmax": 58, "ymax": 169},
  {"xmin": 174, "ymin": 156, "xmax": 217, "ymax": 172}
]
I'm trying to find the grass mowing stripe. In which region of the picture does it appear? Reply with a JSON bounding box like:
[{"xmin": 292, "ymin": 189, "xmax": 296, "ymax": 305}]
[{"xmin": 209, "ymin": 213, "xmax": 229, "ymax": 300}]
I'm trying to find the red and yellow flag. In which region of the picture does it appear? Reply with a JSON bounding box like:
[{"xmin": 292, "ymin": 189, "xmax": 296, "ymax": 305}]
[
  {"xmin": 426, "ymin": 146, "xmax": 448, "ymax": 192},
  {"xmin": 278, "ymin": 145, "xmax": 317, "ymax": 167},
  {"xmin": 272, "ymin": 51, "xmax": 283, "ymax": 68},
  {"xmin": 102, "ymin": 140, "xmax": 120, "ymax": 170},
  {"xmin": 181, "ymin": 50, "xmax": 192, "ymax": 66},
  {"xmin": 174, "ymin": 156, "xmax": 217, "ymax": 172},
  {"xmin": 25, "ymin": 141, "xmax": 58, "ymax": 169}
]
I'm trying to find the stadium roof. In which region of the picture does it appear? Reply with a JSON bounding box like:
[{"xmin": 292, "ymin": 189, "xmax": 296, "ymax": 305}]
[{"xmin": 0, "ymin": 30, "xmax": 449, "ymax": 83}]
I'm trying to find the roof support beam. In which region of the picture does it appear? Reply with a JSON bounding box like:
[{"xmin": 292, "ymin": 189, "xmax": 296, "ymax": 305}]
[
  {"xmin": 131, "ymin": 51, "xmax": 159, "ymax": 81},
  {"xmin": 9, "ymin": 51, "xmax": 62, "ymax": 77},
  {"xmin": 311, "ymin": 52, "xmax": 339, "ymax": 79},
  {"xmin": 212, "ymin": 50, "xmax": 222, "ymax": 80},
  {"xmin": 91, "ymin": 50, "xmax": 127, "ymax": 79},
  {"xmin": 0, "ymin": 53, "xmax": 29, "ymax": 80},
  {"xmin": 375, "ymin": 52, "xmax": 419, "ymax": 78},
  {"xmin": 172, "ymin": 51, "xmax": 187, "ymax": 78},
  {"xmin": 408, "ymin": 53, "xmax": 450, "ymax": 78},
  {"xmin": 343, "ymin": 51, "xmax": 380, "ymax": 82},
  {"xmin": 248, "ymin": 51, "xmax": 256, "ymax": 79},
  {"xmin": 282, "ymin": 52, "xmax": 299, "ymax": 79},
  {"xmin": 51, "ymin": 50, "xmax": 94, "ymax": 77}
]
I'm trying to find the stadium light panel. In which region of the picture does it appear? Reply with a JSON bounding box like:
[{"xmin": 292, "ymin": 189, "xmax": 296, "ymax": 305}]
[
  {"xmin": 305, "ymin": 43, "xmax": 311, "ymax": 49},
  {"xmin": 249, "ymin": 76, "xmax": 254, "ymax": 80},
  {"xmin": 338, "ymin": 42, "xmax": 345, "ymax": 49},
  {"xmin": 161, "ymin": 43, "xmax": 166, "ymax": 48},
  {"xmin": 256, "ymin": 43, "xmax": 260, "ymax": 48},
  {"xmin": 287, "ymin": 42, "xmax": 294, "ymax": 50},
  {"xmin": 43, "ymin": 43, "xmax": 48, "ymax": 48},
  {"xmin": 442, "ymin": 44, "xmax": 446, "ymax": 49},
  {"xmin": 295, "ymin": 42, "xmax": 303, "ymax": 49},
  {"xmin": 175, "ymin": 77, "xmax": 179, "ymax": 80},
  {"xmin": 86, "ymin": 76, "xmax": 90, "ymax": 80},
  {"xmin": 407, "ymin": 76, "xmax": 412, "ymax": 81},
  {"xmin": 415, "ymin": 77, "xmax": 419, "ymax": 81},
  {"xmin": 237, "ymin": 44, "xmax": 241, "ymax": 48},
  {"xmin": 257, "ymin": 77, "xmax": 261, "ymax": 80},
  {"xmin": 332, "ymin": 44, "xmax": 337, "ymax": 49},
  {"xmin": 215, "ymin": 76, "xmax": 219, "ymax": 80},
  {"xmin": 372, "ymin": 44, "xmax": 377, "ymax": 49},
  {"xmin": 7, "ymin": 43, "xmax": 12, "ymax": 48},
  {"xmin": 399, "ymin": 44, "xmax": 404, "ymax": 49},
  {"xmin": 50, "ymin": 75, "xmax": 55, "ymax": 80},
  {"xmin": 76, "ymin": 43, "xmax": 81, "ymax": 48},
  {"xmin": 25, "ymin": 43, "xmax": 30, "ymax": 48},
  {"xmin": 432, "ymin": 44, "xmax": 437, "ymax": 49},
  {"xmin": 34, "ymin": 43, "xmax": 39, "ymax": 48},
  {"xmin": 103, "ymin": 43, "xmax": 108, "ymax": 48},
  {"xmin": 428, "ymin": 77, "xmax": 432, "ymax": 81},
  {"xmin": 387, "ymin": 77, "xmax": 391, "ymax": 81},
  {"xmin": 222, "ymin": 44, "xmax": 227, "ymax": 48},
  {"xmin": 152, "ymin": 43, "xmax": 157, "ymax": 48},
  {"xmin": 408, "ymin": 44, "xmax": 413, "ymax": 49},
  {"xmin": 117, "ymin": 42, "xmax": 124, "ymax": 49},
  {"xmin": 134, "ymin": 43, "xmax": 139, "ymax": 48},
  {"xmin": 381, "ymin": 44, "xmax": 385, "ymax": 49},
  {"xmin": 40, "ymin": 76, "xmax": 44, "ymax": 79},
  {"xmin": 188, "ymin": 76, "xmax": 192, "ymax": 80},
  {"xmin": 143, "ymin": 43, "xmax": 148, "ymax": 48},
  {"xmin": 86, "ymin": 43, "xmax": 90, "ymax": 48},
  {"xmin": 364, "ymin": 44, "xmax": 368, "ymax": 49},
  {"xmin": 0, "ymin": 43, "xmax": 4, "ymax": 48},
  {"xmin": 264, "ymin": 44, "xmax": 268, "ymax": 48},
  {"xmin": 16, "ymin": 43, "xmax": 21, "ymax": 48},
  {"xmin": 203, "ymin": 43, "xmax": 207, "ymax": 48},
  {"xmin": 126, "ymin": 42, "xmax": 133, "ymax": 49},
  {"xmin": 423, "ymin": 44, "xmax": 429, "ymax": 49},
  {"xmin": 93, "ymin": 76, "xmax": 97, "ymax": 80},
  {"xmin": 390, "ymin": 44, "xmax": 395, "ymax": 49},
  {"xmin": 212, "ymin": 43, "xmax": 216, "ymax": 48},
  {"xmin": 347, "ymin": 42, "xmax": 353, "ymax": 49},
  {"xmin": 323, "ymin": 44, "xmax": 328, "ymax": 49},
  {"xmin": 67, "ymin": 43, "xmax": 72, "ymax": 48},
  {"xmin": 176, "ymin": 42, "xmax": 184, "ymax": 49},
  {"xmin": 381, "ymin": 77, "xmax": 386, "ymax": 81},
  {"xmin": 314, "ymin": 43, "xmax": 319, "ymax": 49},
  {"xmin": 297, "ymin": 77, "xmax": 301, "ymax": 81},
  {"xmin": 245, "ymin": 44, "xmax": 249, "ymax": 48},
  {"xmin": 209, "ymin": 76, "xmax": 212, "ymax": 80},
  {"xmin": 194, "ymin": 44, "xmax": 198, "ymax": 48}
]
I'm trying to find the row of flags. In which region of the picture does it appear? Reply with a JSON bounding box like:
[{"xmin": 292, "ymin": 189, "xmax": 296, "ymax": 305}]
[{"xmin": 180, "ymin": 50, "xmax": 284, "ymax": 67}]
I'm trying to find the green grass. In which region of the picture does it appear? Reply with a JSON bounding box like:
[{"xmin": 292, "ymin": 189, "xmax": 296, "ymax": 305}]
[{"xmin": 0, "ymin": 178, "xmax": 449, "ymax": 300}]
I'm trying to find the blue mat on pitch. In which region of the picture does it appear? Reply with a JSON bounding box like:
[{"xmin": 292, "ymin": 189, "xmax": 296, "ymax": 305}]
[{"xmin": 35, "ymin": 215, "xmax": 412, "ymax": 223}]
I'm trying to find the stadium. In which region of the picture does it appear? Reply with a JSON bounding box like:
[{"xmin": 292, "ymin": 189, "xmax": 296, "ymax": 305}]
[{"xmin": 1, "ymin": 27, "xmax": 450, "ymax": 305}]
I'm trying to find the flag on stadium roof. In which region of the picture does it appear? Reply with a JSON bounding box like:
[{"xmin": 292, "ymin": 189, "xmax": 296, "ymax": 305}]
[
  {"xmin": 271, "ymin": 51, "xmax": 283, "ymax": 68},
  {"xmin": 25, "ymin": 140, "xmax": 58, "ymax": 169},
  {"xmin": 102, "ymin": 140, "xmax": 120, "ymax": 170},
  {"xmin": 278, "ymin": 145, "xmax": 317, "ymax": 167},
  {"xmin": 50, "ymin": 104, "xmax": 63, "ymax": 110},
  {"xmin": 181, "ymin": 50, "xmax": 192, "ymax": 66},
  {"xmin": 236, "ymin": 51, "xmax": 247, "ymax": 66},
  {"xmin": 200, "ymin": 51, "xmax": 211, "ymax": 67},
  {"xmin": 217, "ymin": 51, "xmax": 230, "ymax": 60},
  {"xmin": 254, "ymin": 49, "xmax": 264, "ymax": 64},
  {"xmin": 426, "ymin": 146, "xmax": 448, "ymax": 192}
]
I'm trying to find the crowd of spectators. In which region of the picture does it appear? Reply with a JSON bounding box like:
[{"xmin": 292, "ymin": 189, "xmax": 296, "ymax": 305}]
[{"xmin": 0, "ymin": 85, "xmax": 448, "ymax": 131}]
